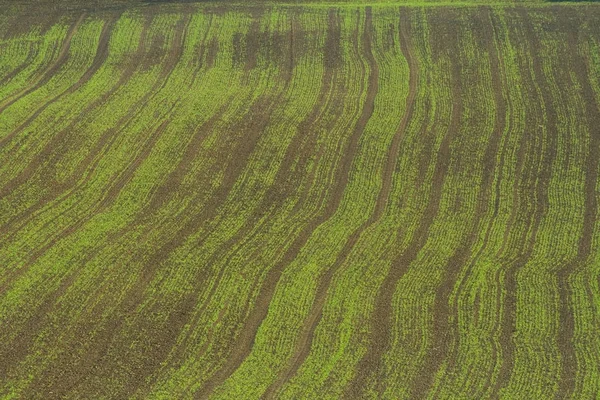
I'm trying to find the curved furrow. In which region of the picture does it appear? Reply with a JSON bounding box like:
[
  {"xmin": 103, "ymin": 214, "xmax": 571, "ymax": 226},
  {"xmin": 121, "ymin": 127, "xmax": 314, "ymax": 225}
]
[
  {"xmin": 0, "ymin": 13, "xmax": 150, "ymax": 202},
  {"xmin": 481, "ymin": 10, "xmax": 544, "ymax": 395},
  {"xmin": 0, "ymin": 12, "xmax": 192, "ymax": 374},
  {"xmin": 273, "ymin": 13, "xmax": 416, "ymax": 400},
  {"xmin": 492, "ymin": 8, "xmax": 561, "ymax": 397},
  {"xmin": 0, "ymin": 17, "xmax": 108, "ymax": 181},
  {"xmin": 412, "ymin": 8, "xmax": 508, "ymax": 398},
  {"xmin": 140, "ymin": 14, "xmax": 219, "ymax": 216},
  {"xmin": 346, "ymin": 9, "xmax": 461, "ymax": 398},
  {"xmin": 262, "ymin": 7, "xmax": 421, "ymax": 398},
  {"xmin": 115, "ymin": 11, "xmax": 276, "ymax": 278},
  {"xmin": 500, "ymin": 15, "xmax": 591, "ymax": 399},
  {"xmin": 155, "ymin": 16, "xmax": 331, "ymax": 391},
  {"xmin": 0, "ymin": 17, "xmax": 127, "ymax": 269},
  {"xmin": 37, "ymin": 92, "xmax": 235, "ymax": 400},
  {"xmin": 106, "ymin": 90, "xmax": 278, "ymax": 377},
  {"xmin": 0, "ymin": 13, "xmax": 86, "ymax": 116},
  {"xmin": 555, "ymin": 9, "xmax": 600, "ymax": 398},
  {"xmin": 108, "ymin": 99, "xmax": 236, "ymax": 397},
  {"xmin": 0, "ymin": 13, "xmax": 191, "ymax": 291},
  {"xmin": 1, "ymin": 15, "xmax": 116, "ymax": 147},
  {"xmin": 0, "ymin": 10, "xmax": 63, "ymax": 85},
  {"xmin": 0, "ymin": 15, "xmax": 118, "ymax": 195},
  {"xmin": 0, "ymin": 40, "xmax": 39, "ymax": 87},
  {"xmin": 430, "ymin": 9, "xmax": 532, "ymax": 398},
  {"xmin": 74, "ymin": 9, "xmax": 266, "ymax": 306},
  {"xmin": 0, "ymin": 14, "xmax": 157, "ymax": 273},
  {"xmin": 261, "ymin": 11, "xmax": 415, "ymax": 399},
  {"xmin": 120, "ymin": 87, "xmax": 280, "ymax": 319},
  {"xmin": 196, "ymin": 9, "xmax": 380, "ymax": 399}
]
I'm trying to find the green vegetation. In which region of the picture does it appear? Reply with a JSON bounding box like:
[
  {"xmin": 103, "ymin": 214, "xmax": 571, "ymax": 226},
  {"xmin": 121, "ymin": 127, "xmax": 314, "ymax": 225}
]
[{"xmin": 0, "ymin": 2, "xmax": 599, "ymax": 399}]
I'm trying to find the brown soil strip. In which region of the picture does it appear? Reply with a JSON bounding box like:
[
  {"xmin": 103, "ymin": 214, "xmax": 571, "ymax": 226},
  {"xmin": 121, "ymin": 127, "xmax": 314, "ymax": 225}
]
[
  {"xmin": 413, "ymin": 8, "xmax": 507, "ymax": 396},
  {"xmin": 0, "ymin": 10, "xmax": 63, "ymax": 85},
  {"xmin": 67, "ymin": 33, "xmax": 295, "ymax": 396},
  {"xmin": 244, "ymin": 9, "xmax": 263, "ymax": 72},
  {"xmin": 491, "ymin": 8, "xmax": 559, "ymax": 395},
  {"xmin": 0, "ymin": 14, "xmax": 184, "ymax": 241},
  {"xmin": 0, "ymin": 12, "xmax": 85, "ymax": 117},
  {"xmin": 346, "ymin": 9, "xmax": 461, "ymax": 398},
  {"xmin": 192, "ymin": 8, "xmax": 376, "ymax": 398},
  {"xmin": 0, "ymin": 47, "xmax": 36, "ymax": 87},
  {"xmin": 262, "ymin": 7, "xmax": 414, "ymax": 398},
  {"xmin": 0, "ymin": 14, "xmax": 151, "ymax": 201},
  {"xmin": 118, "ymin": 18, "xmax": 309, "ymax": 393},
  {"xmin": 4, "ymin": 103, "xmax": 178, "ymax": 392},
  {"xmin": 100, "ymin": 120, "xmax": 171, "ymax": 211},
  {"xmin": 556, "ymin": 9, "xmax": 600, "ymax": 399},
  {"xmin": 0, "ymin": 15, "xmax": 119, "ymax": 198},
  {"xmin": 157, "ymin": 13, "xmax": 318, "ymax": 364},
  {"xmin": 0, "ymin": 13, "xmax": 189, "ymax": 303}
]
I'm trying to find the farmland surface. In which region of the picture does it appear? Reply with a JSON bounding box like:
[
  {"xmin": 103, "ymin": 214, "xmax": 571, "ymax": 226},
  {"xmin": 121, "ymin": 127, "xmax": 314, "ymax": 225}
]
[{"xmin": 1, "ymin": 2, "xmax": 600, "ymax": 399}]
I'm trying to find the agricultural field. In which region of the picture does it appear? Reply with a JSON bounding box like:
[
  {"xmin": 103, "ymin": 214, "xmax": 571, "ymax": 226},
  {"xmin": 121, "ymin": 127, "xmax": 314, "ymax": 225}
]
[{"xmin": 1, "ymin": 1, "xmax": 600, "ymax": 398}]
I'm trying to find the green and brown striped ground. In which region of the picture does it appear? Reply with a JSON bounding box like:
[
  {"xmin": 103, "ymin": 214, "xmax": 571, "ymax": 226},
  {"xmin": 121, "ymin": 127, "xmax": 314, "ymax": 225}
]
[{"xmin": 1, "ymin": 2, "xmax": 600, "ymax": 398}]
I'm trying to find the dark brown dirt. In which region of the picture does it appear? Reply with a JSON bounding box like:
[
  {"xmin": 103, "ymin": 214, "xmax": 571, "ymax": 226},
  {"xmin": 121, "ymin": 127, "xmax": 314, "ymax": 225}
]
[
  {"xmin": 261, "ymin": 8, "xmax": 381, "ymax": 398},
  {"xmin": 191, "ymin": 10, "xmax": 351, "ymax": 399},
  {"xmin": 1, "ymin": 4, "xmax": 599, "ymax": 399},
  {"xmin": 258, "ymin": 7, "xmax": 421, "ymax": 398},
  {"xmin": 491, "ymin": 7, "xmax": 560, "ymax": 395},
  {"xmin": 0, "ymin": 13, "xmax": 190, "ymax": 295},
  {"xmin": 0, "ymin": 14, "xmax": 120, "ymax": 199},
  {"xmin": 0, "ymin": 12, "xmax": 86, "ymax": 119},
  {"xmin": 346, "ymin": 8, "xmax": 460, "ymax": 398},
  {"xmin": 556, "ymin": 8, "xmax": 600, "ymax": 399},
  {"xmin": 415, "ymin": 7, "xmax": 507, "ymax": 397}
]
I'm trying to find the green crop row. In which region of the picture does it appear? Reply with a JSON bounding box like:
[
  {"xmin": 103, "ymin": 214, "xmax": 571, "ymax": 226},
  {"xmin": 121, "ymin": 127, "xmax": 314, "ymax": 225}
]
[{"xmin": 0, "ymin": 3, "xmax": 599, "ymax": 399}]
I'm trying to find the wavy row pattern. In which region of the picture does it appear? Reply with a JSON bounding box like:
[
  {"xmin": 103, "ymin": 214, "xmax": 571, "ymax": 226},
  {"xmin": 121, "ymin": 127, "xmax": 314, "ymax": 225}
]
[{"xmin": 1, "ymin": 3, "xmax": 599, "ymax": 399}]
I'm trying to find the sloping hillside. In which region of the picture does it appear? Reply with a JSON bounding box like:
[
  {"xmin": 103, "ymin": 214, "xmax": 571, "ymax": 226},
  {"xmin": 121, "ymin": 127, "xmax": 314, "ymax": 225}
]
[{"xmin": 1, "ymin": 3, "xmax": 599, "ymax": 398}]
